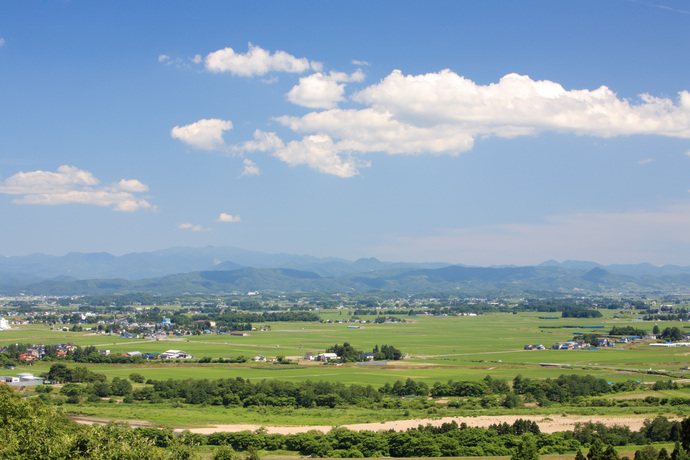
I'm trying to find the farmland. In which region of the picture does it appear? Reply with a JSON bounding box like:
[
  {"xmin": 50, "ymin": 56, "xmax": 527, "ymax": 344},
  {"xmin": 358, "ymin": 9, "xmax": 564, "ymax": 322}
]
[
  {"xmin": 4, "ymin": 300, "xmax": 690, "ymax": 459},
  {"xmin": 4, "ymin": 308, "xmax": 690, "ymax": 395}
]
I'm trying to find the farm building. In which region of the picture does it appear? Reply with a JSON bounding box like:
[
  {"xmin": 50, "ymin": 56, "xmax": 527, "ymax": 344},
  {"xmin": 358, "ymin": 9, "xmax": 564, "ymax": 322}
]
[
  {"xmin": 160, "ymin": 350, "xmax": 191, "ymax": 359},
  {"xmin": 317, "ymin": 352, "xmax": 339, "ymax": 362},
  {"xmin": 551, "ymin": 341, "xmax": 580, "ymax": 350},
  {"xmin": 0, "ymin": 373, "xmax": 44, "ymax": 386}
]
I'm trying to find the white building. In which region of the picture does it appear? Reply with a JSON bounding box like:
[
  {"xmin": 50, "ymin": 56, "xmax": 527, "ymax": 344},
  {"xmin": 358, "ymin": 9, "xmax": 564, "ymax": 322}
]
[
  {"xmin": 160, "ymin": 349, "xmax": 190, "ymax": 359},
  {"xmin": 0, "ymin": 318, "xmax": 10, "ymax": 330}
]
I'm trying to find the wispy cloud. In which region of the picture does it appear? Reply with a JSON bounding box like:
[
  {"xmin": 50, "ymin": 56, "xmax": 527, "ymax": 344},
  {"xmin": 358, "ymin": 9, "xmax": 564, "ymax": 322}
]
[
  {"xmin": 627, "ymin": 0, "xmax": 690, "ymax": 15},
  {"xmin": 241, "ymin": 159, "xmax": 260, "ymax": 176},
  {"xmin": 0, "ymin": 165, "xmax": 153, "ymax": 212},
  {"xmin": 158, "ymin": 54, "xmax": 201, "ymax": 69},
  {"xmin": 177, "ymin": 222, "xmax": 211, "ymax": 232},
  {"xmin": 638, "ymin": 158, "xmax": 655, "ymax": 165}
]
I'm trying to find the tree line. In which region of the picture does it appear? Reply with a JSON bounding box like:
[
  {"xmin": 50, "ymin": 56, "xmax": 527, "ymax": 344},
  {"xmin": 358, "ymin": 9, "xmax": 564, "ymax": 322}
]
[
  {"xmin": 8, "ymin": 380, "xmax": 690, "ymax": 459},
  {"xmin": 43, "ymin": 365, "xmax": 648, "ymax": 410}
]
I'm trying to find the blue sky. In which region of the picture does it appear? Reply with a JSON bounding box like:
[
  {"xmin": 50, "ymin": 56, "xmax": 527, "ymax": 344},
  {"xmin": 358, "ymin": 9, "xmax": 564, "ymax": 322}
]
[{"xmin": 1, "ymin": 1, "xmax": 689, "ymax": 266}]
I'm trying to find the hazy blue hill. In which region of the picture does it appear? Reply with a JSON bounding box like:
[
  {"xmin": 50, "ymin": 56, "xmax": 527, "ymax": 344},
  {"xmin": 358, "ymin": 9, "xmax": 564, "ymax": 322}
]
[
  {"xmin": 9, "ymin": 262, "xmax": 690, "ymax": 296},
  {"xmin": 410, "ymin": 265, "xmax": 539, "ymax": 282},
  {"xmin": 581, "ymin": 267, "xmax": 612, "ymax": 282},
  {"xmin": 6, "ymin": 248, "xmax": 690, "ymax": 296},
  {"xmin": 605, "ymin": 262, "xmax": 690, "ymax": 277},
  {"xmin": 344, "ymin": 265, "xmax": 656, "ymax": 295},
  {"xmin": 13, "ymin": 267, "xmax": 351, "ymax": 296},
  {"xmin": 540, "ymin": 259, "xmax": 603, "ymax": 271},
  {"xmin": 286, "ymin": 257, "xmax": 450, "ymax": 277},
  {"xmin": 0, "ymin": 247, "xmax": 449, "ymax": 281},
  {"xmin": 209, "ymin": 260, "xmax": 245, "ymax": 271},
  {"xmin": 0, "ymin": 273, "xmax": 47, "ymax": 290},
  {"xmin": 17, "ymin": 278, "xmax": 132, "ymax": 296},
  {"xmin": 538, "ymin": 259, "xmax": 690, "ymax": 277}
]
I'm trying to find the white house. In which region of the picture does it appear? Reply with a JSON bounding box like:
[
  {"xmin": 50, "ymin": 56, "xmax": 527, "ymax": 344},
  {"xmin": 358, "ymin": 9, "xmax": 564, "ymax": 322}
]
[{"xmin": 0, "ymin": 318, "xmax": 10, "ymax": 330}]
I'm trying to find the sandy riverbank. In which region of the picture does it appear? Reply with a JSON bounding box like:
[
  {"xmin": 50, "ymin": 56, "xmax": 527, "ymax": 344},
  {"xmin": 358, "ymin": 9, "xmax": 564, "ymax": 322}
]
[{"xmin": 178, "ymin": 414, "xmax": 671, "ymax": 435}]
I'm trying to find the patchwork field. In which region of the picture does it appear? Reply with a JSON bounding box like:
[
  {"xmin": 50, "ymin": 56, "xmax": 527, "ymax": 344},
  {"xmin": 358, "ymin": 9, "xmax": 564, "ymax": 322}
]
[{"xmin": 5, "ymin": 310, "xmax": 689, "ymax": 385}]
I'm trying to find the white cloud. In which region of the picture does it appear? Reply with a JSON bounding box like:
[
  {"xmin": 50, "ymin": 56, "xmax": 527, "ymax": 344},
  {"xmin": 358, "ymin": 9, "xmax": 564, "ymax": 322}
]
[
  {"xmin": 241, "ymin": 158, "xmax": 260, "ymax": 176},
  {"xmin": 266, "ymin": 71, "xmax": 690, "ymax": 176},
  {"xmin": 235, "ymin": 129, "xmax": 285, "ymax": 153},
  {"xmin": 179, "ymin": 64, "xmax": 690, "ymax": 177},
  {"xmin": 638, "ymin": 158, "xmax": 655, "ymax": 165},
  {"xmin": 234, "ymin": 129, "xmax": 366, "ymax": 177},
  {"xmin": 158, "ymin": 54, "xmax": 170, "ymax": 63},
  {"xmin": 287, "ymin": 70, "xmax": 365, "ymax": 109},
  {"xmin": 205, "ymin": 43, "xmax": 322, "ymax": 77},
  {"xmin": 177, "ymin": 222, "xmax": 211, "ymax": 232},
  {"xmin": 118, "ymin": 178, "xmax": 149, "ymax": 192},
  {"xmin": 272, "ymin": 134, "xmax": 369, "ymax": 178},
  {"xmin": 217, "ymin": 213, "xmax": 241, "ymax": 223},
  {"xmin": 351, "ymin": 59, "xmax": 370, "ymax": 66},
  {"xmin": 191, "ymin": 54, "xmax": 202, "ymax": 64},
  {"xmin": 0, "ymin": 38, "xmax": 5, "ymax": 47},
  {"xmin": 372, "ymin": 203, "xmax": 690, "ymax": 266},
  {"xmin": 354, "ymin": 71, "xmax": 690, "ymax": 138},
  {"xmin": 171, "ymin": 118, "xmax": 233, "ymax": 151},
  {"xmin": 0, "ymin": 165, "xmax": 152, "ymax": 212},
  {"xmin": 277, "ymin": 108, "xmax": 475, "ymax": 155}
]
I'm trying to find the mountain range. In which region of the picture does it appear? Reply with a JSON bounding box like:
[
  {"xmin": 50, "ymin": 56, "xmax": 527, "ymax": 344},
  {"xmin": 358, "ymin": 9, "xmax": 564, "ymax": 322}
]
[{"xmin": 2, "ymin": 247, "xmax": 690, "ymax": 296}]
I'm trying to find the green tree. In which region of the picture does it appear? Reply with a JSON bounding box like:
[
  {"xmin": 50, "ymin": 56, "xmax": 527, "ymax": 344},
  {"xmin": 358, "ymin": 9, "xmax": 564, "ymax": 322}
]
[
  {"xmin": 588, "ymin": 439, "xmax": 605, "ymax": 460},
  {"xmin": 681, "ymin": 418, "xmax": 690, "ymax": 453},
  {"xmin": 503, "ymin": 391, "xmax": 520, "ymax": 408},
  {"xmin": 47, "ymin": 363, "xmax": 73, "ymax": 383},
  {"xmin": 110, "ymin": 377, "xmax": 133, "ymax": 396},
  {"xmin": 213, "ymin": 445, "xmax": 241, "ymax": 460},
  {"xmin": 671, "ymin": 441, "xmax": 690, "ymax": 460},
  {"xmin": 129, "ymin": 372, "xmax": 146, "ymax": 383},
  {"xmin": 246, "ymin": 446, "xmax": 261, "ymax": 460},
  {"xmin": 603, "ymin": 445, "xmax": 621, "ymax": 460},
  {"xmin": 636, "ymin": 446, "xmax": 660, "ymax": 460},
  {"xmin": 511, "ymin": 433, "xmax": 540, "ymax": 460}
]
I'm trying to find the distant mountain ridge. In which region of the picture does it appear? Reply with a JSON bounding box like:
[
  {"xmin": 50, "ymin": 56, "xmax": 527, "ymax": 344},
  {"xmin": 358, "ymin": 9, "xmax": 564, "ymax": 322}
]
[
  {"xmin": 2, "ymin": 247, "xmax": 690, "ymax": 296},
  {"xmin": 0, "ymin": 246, "xmax": 447, "ymax": 286}
]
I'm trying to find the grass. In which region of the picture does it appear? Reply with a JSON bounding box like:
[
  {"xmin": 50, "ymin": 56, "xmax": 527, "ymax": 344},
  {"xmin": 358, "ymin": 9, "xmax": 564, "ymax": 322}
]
[
  {"xmin": 9, "ymin": 309, "xmax": 690, "ymax": 385},
  {"xmin": 57, "ymin": 396, "xmax": 689, "ymax": 428},
  {"xmin": 6, "ymin": 309, "xmax": 690, "ymax": 428}
]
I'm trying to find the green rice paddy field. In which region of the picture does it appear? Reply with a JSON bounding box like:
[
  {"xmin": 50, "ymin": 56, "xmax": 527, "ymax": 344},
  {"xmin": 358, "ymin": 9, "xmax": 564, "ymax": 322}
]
[
  {"xmin": 3, "ymin": 310, "xmax": 688, "ymax": 386},
  {"xmin": 5, "ymin": 306, "xmax": 690, "ymax": 460}
]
